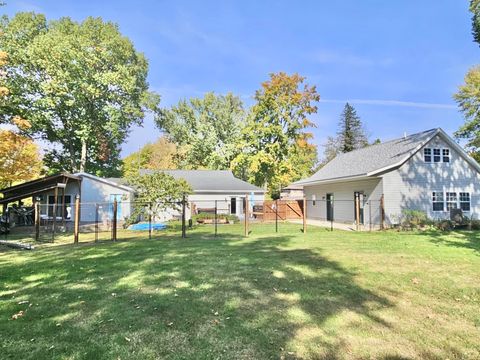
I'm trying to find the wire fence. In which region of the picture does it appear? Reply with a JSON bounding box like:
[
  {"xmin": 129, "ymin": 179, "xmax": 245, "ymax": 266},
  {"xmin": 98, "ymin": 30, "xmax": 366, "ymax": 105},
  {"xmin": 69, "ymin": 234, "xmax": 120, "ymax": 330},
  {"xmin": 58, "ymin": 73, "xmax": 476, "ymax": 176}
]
[{"xmin": 0, "ymin": 197, "xmax": 386, "ymax": 244}]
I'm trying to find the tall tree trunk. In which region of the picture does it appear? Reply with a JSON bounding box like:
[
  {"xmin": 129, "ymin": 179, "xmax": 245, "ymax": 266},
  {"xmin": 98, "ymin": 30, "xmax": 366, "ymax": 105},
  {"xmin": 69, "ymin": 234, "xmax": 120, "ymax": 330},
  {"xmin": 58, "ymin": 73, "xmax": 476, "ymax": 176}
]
[{"xmin": 80, "ymin": 139, "xmax": 87, "ymax": 172}]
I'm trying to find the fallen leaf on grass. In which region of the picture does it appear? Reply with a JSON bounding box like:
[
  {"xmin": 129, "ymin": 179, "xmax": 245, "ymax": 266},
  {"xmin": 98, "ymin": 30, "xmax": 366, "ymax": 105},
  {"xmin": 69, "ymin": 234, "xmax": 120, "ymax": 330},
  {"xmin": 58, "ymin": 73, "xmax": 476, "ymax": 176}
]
[
  {"xmin": 124, "ymin": 337, "xmax": 131, "ymax": 342},
  {"xmin": 412, "ymin": 278, "xmax": 420, "ymax": 285},
  {"xmin": 11, "ymin": 310, "xmax": 24, "ymax": 320},
  {"xmin": 167, "ymin": 322, "xmax": 174, "ymax": 327},
  {"xmin": 17, "ymin": 300, "xmax": 29, "ymax": 305}
]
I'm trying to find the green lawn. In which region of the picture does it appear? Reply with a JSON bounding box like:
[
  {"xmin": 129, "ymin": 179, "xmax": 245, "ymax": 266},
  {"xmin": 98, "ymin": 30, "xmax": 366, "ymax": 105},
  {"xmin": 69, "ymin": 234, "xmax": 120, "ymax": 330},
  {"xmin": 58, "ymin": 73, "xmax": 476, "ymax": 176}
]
[{"xmin": 1, "ymin": 224, "xmax": 479, "ymax": 359}]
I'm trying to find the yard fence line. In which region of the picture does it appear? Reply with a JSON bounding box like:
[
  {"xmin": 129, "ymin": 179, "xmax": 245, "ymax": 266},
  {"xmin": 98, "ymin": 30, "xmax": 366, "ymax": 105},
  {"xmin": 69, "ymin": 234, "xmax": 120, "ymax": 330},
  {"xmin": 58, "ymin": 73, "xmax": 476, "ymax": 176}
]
[{"xmin": 2, "ymin": 196, "xmax": 387, "ymax": 244}]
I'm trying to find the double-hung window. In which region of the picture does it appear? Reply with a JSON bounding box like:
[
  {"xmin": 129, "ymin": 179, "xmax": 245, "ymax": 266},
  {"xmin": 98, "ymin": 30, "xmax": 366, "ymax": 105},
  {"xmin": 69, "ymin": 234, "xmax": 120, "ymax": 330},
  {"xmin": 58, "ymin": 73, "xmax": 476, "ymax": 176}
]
[
  {"xmin": 446, "ymin": 192, "xmax": 457, "ymax": 211},
  {"xmin": 460, "ymin": 193, "xmax": 471, "ymax": 211},
  {"xmin": 433, "ymin": 148, "xmax": 441, "ymax": 163},
  {"xmin": 312, "ymin": 194, "xmax": 316, "ymax": 206},
  {"xmin": 432, "ymin": 192, "xmax": 444, "ymax": 211},
  {"xmin": 424, "ymin": 148, "xmax": 432, "ymax": 162}
]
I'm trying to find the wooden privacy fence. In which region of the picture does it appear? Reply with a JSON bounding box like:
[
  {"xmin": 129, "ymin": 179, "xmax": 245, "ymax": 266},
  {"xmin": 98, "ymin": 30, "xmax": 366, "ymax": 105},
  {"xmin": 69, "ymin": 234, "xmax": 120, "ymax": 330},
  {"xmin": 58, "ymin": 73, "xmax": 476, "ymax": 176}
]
[{"xmin": 259, "ymin": 200, "xmax": 304, "ymax": 221}]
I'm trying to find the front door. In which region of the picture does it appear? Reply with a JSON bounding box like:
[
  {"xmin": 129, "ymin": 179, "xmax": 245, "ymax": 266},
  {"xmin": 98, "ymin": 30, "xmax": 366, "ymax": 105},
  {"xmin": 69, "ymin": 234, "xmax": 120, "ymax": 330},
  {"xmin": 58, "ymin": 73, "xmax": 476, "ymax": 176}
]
[
  {"xmin": 354, "ymin": 192, "xmax": 365, "ymax": 224},
  {"xmin": 230, "ymin": 197, "xmax": 237, "ymax": 214},
  {"xmin": 326, "ymin": 193, "xmax": 334, "ymax": 221}
]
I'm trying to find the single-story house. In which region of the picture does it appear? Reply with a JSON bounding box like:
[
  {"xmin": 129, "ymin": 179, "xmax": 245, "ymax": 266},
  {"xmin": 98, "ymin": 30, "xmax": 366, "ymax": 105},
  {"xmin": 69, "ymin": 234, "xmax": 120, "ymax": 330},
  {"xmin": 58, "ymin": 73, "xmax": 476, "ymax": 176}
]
[
  {"xmin": 296, "ymin": 128, "xmax": 480, "ymax": 227},
  {"xmin": 140, "ymin": 169, "xmax": 266, "ymax": 220},
  {"xmin": 0, "ymin": 172, "xmax": 135, "ymax": 226}
]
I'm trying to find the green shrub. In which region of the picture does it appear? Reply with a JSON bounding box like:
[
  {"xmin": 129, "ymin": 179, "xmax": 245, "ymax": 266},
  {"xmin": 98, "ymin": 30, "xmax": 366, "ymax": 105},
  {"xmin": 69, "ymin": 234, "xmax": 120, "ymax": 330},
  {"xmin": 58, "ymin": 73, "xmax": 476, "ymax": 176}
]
[
  {"xmin": 400, "ymin": 210, "xmax": 429, "ymax": 230},
  {"xmin": 435, "ymin": 219, "xmax": 454, "ymax": 231},
  {"xmin": 193, "ymin": 212, "xmax": 239, "ymax": 224},
  {"xmin": 468, "ymin": 219, "xmax": 480, "ymax": 230}
]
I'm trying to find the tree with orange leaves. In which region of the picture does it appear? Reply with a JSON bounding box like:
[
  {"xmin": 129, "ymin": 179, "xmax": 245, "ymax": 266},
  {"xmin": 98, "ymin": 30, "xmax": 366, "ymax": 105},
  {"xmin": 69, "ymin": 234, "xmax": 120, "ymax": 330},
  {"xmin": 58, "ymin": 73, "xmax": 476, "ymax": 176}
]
[
  {"xmin": 231, "ymin": 72, "xmax": 319, "ymax": 197},
  {"xmin": 0, "ymin": 117, "xmax": 42, "ymax": 188}
]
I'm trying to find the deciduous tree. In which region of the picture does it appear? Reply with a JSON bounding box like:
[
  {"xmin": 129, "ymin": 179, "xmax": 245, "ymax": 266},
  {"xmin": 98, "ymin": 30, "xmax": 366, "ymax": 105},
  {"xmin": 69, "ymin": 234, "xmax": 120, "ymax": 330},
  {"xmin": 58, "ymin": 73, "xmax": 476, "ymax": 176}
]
[
  {"xmin": 125, "ymin": 171, "xmax": 191, "ymax": 224},
  {"xmin": 122, "ymin": 136, "xmax": 180, "ymax": 178},
  {"xmin": 0, "ymin": 118, "xmax": 42, "ymax": 188},
  {"xmin": 1, "ymin": 13, "xmax": 159, "ymax": 176},
  {"xmin": 155, "ymin": 92, "xmax": 245, "ymax": 170},
  {"xmin": 454, "ymin": 2, "xmax": 480, "ymax": 162},
  {"xmin": 231, "ymin": 72, "xmax": 319, "ymax": 196}
]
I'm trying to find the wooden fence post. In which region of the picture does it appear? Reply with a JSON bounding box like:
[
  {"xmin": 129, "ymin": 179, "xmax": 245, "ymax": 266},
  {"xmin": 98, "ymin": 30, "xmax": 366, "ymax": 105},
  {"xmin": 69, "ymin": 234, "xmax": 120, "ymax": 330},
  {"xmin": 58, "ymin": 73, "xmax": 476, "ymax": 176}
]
[
  {"xmin": 244, "ymin": 194, "xmax": 249, "ymax": 237},
  {"xmin": 380, "ymin": 194, "xmax": 385, "ymax": 230},
  {"xmin": 74, "ymin": 195, "xmax": 80, "ymax": 244},
  {"xmin": 181, "ymin": 194, "xmax": 186, "ymax": 238},
  {"xmin": 34, "ymin": 199, "xmax": 40, "ymax": 242},
  {"xmin": 303, "ymin": 197, "xmax": 307, "ymax": 234},
  {"xmin": 112, "ymin": 199, "xmax": 117, "ymax": 241}
]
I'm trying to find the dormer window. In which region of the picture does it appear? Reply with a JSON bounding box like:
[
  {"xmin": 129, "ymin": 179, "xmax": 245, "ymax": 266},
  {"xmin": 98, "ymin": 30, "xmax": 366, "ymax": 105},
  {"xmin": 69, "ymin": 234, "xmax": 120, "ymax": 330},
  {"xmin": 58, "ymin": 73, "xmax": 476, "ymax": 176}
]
[
  {"xmin": 424, "ymin": 148, "xmax": 432, "ymax": 162},
  {"xmin": 424, "ymin": 148, "xmax": 450, "ymax": 163}
]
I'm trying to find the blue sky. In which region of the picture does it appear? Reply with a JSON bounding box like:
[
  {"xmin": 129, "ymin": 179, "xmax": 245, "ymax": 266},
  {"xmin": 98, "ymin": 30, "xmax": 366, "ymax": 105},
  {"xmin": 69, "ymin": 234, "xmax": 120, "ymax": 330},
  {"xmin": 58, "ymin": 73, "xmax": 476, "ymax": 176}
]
[{"xmin": 3, "ymin": 1, "xmax": 478, "ymax": 158}]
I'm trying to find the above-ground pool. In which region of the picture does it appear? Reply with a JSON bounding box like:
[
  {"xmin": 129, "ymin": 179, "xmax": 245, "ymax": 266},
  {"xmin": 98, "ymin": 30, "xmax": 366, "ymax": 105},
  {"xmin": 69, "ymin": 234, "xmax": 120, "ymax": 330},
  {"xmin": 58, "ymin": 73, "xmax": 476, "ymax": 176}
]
[{"xmin": 128, "ymin": 222, "xmax": 167, "ymax": 231}]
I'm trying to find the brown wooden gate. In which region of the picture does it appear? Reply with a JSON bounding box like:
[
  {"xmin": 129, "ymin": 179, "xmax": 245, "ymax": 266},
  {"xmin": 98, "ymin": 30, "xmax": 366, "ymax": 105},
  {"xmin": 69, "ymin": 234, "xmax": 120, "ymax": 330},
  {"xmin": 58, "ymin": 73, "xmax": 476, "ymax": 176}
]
[{"xmin": 260, "ymin": 200, "xmax": 304, "ymax": 221}]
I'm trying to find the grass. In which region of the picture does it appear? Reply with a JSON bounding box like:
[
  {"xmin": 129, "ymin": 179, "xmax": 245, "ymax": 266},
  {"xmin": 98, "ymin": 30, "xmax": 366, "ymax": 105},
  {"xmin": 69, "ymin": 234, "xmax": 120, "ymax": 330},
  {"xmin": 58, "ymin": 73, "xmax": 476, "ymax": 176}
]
[{"xmin": 1, "ymin": 223, "xmax": 479, "ymax": 359}]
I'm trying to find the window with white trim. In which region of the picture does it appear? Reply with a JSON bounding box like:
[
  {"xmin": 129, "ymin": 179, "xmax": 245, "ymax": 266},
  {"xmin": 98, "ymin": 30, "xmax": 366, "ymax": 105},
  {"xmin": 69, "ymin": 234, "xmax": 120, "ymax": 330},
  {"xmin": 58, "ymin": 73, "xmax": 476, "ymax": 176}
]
[
  {"xmin": 433, "ymin": 148, "xmax": 441, "ymax": 163},
  {"xmin": 424, "ymin": 148, "xmax": 432, "ymax": 162},
  {"xmin": 460, "ymin": 192, "xmax": 470, "ymax": 211},
  {"xmin": 312, "ymin": 194, "xmax": 316, "ymax": 206},
  {"xmin": 442, "ymin": 149, "xmax": 450, "ymax": 163},
  {"xmin": 446, "ymin": 192, "xmax": 457, "ymax": 211},
  {"xmin": 432, "ymin": 192, "xmax": 444, "ymax": 211}
]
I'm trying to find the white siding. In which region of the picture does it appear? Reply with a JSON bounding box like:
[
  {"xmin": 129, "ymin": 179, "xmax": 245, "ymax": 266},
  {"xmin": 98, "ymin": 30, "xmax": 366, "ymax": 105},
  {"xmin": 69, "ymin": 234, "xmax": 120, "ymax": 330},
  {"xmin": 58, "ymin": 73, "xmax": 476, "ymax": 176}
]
[
  {"xmin": 304, "ymin": 178, "xmax": 383, "ymax": 226},
  {"xmin": 79, "ymin": 177, "xmax": 134, "ymax": 223},
  {"xmin": 381, "ymin": 134, "xmax": 480, "ymax": 223}
]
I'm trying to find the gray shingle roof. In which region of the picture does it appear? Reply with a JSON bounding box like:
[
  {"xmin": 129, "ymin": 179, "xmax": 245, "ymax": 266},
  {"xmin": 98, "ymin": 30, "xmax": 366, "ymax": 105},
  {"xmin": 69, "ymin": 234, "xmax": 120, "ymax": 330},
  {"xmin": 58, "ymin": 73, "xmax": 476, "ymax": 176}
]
[
  {"xmin": 139, "ymin": 169, "xmax": 265, "ymax": 193},
  {"xmin": 297, "ymin": 128, "xmax": 439, "ymax": 184}
]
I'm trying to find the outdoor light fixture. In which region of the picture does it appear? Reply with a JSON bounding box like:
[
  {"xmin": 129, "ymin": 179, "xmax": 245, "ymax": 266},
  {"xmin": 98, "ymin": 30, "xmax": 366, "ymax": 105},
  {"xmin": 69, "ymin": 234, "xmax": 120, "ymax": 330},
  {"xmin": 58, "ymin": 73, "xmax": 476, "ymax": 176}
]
[{"xmin": 75, "ymin": 194, "xmax": 80, "ymax": 200}]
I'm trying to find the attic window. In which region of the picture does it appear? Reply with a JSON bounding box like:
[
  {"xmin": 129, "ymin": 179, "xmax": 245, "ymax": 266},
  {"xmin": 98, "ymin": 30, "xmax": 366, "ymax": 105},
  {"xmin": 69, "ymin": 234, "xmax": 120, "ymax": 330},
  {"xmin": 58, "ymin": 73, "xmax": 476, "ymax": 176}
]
[
  {"xmin": 442, "ymin": 149, "xmax": 450, "ymax": 163},
  {"xmin": 424, "ymin": 148, "xmax": 450, "ymax": 163},
  {"xmin": 424, "ymin": 148, "xmax": 432, "ymax": 162}
]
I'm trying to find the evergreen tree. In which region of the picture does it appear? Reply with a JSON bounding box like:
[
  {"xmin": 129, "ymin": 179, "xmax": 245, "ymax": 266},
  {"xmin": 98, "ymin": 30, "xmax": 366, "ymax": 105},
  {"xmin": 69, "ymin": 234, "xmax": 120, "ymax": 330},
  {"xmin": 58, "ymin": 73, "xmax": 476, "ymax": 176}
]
[
  {"xmin": 337, "ymin": 103, "xmax": 368, "ymax": 153},
  {"xmin": 321, "ymin": 103, "xmax": 369, "ymax": 164}
]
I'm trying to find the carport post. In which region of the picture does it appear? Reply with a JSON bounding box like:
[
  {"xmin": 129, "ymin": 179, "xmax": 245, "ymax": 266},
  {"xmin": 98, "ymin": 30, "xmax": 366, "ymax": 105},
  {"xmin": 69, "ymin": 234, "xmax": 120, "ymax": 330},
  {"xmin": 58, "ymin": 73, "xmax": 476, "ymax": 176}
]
[
  {"xmin": 52, "ymin": 186, "xmax": 58, "ymax": 242},
  {"xmin": 74, "ymin": 195, "xmax": 80, "ymax": 244},
  {"xmin": 330, "ymin": 199, "xmax": 334, "ymax": 232},
  {"xmin": 34, "ymin": 198, "xmax": 40, "ymax": 242}
]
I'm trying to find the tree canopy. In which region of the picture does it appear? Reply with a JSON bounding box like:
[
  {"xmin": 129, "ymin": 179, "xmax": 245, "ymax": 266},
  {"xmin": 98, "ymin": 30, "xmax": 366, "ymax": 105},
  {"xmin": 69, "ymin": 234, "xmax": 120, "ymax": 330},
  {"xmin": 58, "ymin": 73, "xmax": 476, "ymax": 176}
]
[
  {"xmin": 122, "ymin": 136, "xmax": 180, "ymax": 178},
  {"xmin": 231, "ymin": 72, "xmax": 319, "ymax": 196},
  {"xmin": 454, "ymin": 1, "xmax": 480, "ymax": 162},
  {"xmin": 125, "ymin": 171, "xmax": 192, "ymax": 224},
  {"xmin": 155, "ymin": 92, "xmax": 245, "ymax": 170},
  {"xmin": 0, "ymin": 12, "xmax": 159, "ymax": 176},
  {"xmin": 0, "ymin": 118, "xmax": 42, "ymax": 188}
]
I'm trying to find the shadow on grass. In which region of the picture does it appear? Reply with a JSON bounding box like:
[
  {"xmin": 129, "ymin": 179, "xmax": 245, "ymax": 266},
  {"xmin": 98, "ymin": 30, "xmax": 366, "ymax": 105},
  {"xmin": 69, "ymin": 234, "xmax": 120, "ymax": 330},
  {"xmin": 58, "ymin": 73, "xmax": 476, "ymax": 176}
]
[
  {"xmin": 1, "ymin": 225, "xmax": 397, "ymax": 359},
  {"xmin": 416, "ymin": 229, "xmax": 480, "ymax": 255}
]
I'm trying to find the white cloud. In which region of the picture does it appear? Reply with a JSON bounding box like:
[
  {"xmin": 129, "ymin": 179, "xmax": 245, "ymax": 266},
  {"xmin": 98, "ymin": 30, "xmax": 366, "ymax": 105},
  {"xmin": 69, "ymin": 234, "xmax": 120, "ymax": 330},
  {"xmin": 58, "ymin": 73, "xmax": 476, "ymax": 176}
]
[{"xmin": 320, "ymin": 98, "xmax": 457, "ymax": 110}]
